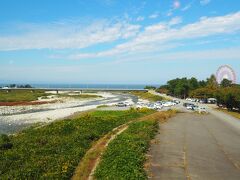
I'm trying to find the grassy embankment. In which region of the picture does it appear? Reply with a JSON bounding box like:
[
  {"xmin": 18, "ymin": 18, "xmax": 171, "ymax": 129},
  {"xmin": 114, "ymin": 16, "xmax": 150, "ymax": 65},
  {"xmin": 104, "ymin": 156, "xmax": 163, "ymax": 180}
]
[
  {"xmin": 216, "ymin": 108, "xmax": 240, "ymax": 120},
  {"xmin": 94, "ymin": 110, "xmax": 176, "ymax": 179},
  {"xmin": 130, "ymin": 91, "xmax": 166, "ymax": 102},
  {"xmin": 0, "ymin": 109, "xmax": 153, "ymax": 179},
  {"xmin": 0, "ymin": 90, "xmax": 47, "ymax": 102}
]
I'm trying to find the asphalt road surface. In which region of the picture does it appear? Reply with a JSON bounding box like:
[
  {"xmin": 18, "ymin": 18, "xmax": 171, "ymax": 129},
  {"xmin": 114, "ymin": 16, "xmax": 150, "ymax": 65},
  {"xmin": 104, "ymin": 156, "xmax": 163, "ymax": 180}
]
[{"xmin": 147, "ymin": 113, "xmax": 240, "ymax": 180}]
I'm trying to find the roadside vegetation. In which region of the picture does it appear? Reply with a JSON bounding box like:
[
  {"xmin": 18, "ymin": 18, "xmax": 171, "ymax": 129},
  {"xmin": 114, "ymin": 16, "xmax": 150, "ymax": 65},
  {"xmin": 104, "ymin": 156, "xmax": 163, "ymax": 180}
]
[
  {"xmin": 216, "ymin": 108, "xmax": 240, "ymax": 120},
  {"xmin": 130, "ymin": 91, "xmax": 165, "ymax": 102},
  {"xmin": 0, "ymin": 90, "xmax": 47, "ymax": 102},
  {"xmin": 94, "ymin": 110, "xmax": 176, "ymax": 179},
  {"xmin": 0, "ymin": 110, "xmax": 153, "ymax": 179}
]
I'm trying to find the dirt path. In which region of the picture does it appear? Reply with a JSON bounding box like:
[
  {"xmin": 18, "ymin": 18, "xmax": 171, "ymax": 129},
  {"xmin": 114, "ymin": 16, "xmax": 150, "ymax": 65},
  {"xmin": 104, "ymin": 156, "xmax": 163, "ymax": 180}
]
[
  {"xmin": 147, "ymin": 113, "xmax": 240, "ymax": 180},
  {"xmin": 71, "ymin": 124, "xmax": 129, "ymax": 180}
]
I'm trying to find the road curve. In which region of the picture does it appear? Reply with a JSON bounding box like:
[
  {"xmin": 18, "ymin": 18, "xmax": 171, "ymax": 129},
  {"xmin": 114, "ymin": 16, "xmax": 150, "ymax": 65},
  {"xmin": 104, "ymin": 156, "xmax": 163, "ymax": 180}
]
[{"xmin": 147, "ymin": 113, "xmax": 240, "ymax": 180}]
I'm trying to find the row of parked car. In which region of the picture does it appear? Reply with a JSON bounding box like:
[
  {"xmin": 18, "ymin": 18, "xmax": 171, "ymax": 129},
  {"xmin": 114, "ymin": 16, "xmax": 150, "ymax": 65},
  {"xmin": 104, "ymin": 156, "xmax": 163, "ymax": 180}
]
[
  {"xmin": 135, "ymin": 100, "xmax": 180, "ymax": 110},
  {"xmin": 116, "ymin": 102, "xmax": 133, "ymax": 107},
  {"xmin": 185, "ymin": 98, "xmax": 217, "ymax": 104},
  {"xmin": 183, "ymin": 103, "xmax": 207, "ymax": 113}
]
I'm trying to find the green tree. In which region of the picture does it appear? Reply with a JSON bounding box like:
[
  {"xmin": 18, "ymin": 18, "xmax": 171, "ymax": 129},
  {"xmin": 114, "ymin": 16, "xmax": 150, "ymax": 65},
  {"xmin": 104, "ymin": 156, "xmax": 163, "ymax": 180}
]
[
  {"xmin": 199, "ymin": 80, "xmax": 207, "ymax": 87},
  {"xmin": 144, "ymin": 86, "xmax": 156, "ymax": 90},
  {"xmin": 207, "ymin": 74, "xmax": 218, "ymax": 88},
  {"xmin": 220, "ymin": 78, "xmax": 232, "ymax": 87},
  {"xmin": 189, "ymin": 77, "xmax": 199, "ymax": 90}
]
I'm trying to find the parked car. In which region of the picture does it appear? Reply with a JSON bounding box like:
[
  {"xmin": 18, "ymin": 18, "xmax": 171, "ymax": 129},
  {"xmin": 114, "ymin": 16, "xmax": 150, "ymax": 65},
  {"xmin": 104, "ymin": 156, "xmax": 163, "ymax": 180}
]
[
  {"xmin": 207, "ymin": 98, "xmax": 217, "ymax": 104},
  {"xmin": 193, "ymin": 105, "xmax": 199, "ymax": 110},
  {"xmin": 123, "ymin": 101, "xmax": 133, "ymax": 106},
  {"xmin": 162, "ymin": 102, "xmax": 173, "ymax": 107},
  {"xmin": 116, "ymin": 102, "xmax": 127, "ymax": 107},
  {"xmin": 186, "ymin": 105, "xmax": 194, "ymax": 110},
  {"xmin": 153, "ymin": 103, "xmax": 163, "ymax": 110},
  {"xmin": 173, "ymin": 100, "xmax": 180, "ymax": 104},
  {"xmin": 197, "ymin": 107, "xmax": 208, "ymax": 113},
  {"xmin": 199, "ymin": 99, "xmax": 207, "ymax": 104},
  {"xmin": 183, "ymin": 103, "xmax": 194, "ymax": 107}
]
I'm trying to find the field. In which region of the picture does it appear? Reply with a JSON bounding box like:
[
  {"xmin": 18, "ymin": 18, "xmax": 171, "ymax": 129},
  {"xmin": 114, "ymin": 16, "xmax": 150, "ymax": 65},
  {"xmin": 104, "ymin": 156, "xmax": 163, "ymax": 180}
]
[
  {"xmin": 0, "ymin": 90, "xmax": 47, "ymax": 102},
  {"xmin": 130, "ymin": 91, "xmax": 165, "ymax": 102},
  {"xmin": 0, "ymin": 110, "xmax": 153, "ymax": 179}
]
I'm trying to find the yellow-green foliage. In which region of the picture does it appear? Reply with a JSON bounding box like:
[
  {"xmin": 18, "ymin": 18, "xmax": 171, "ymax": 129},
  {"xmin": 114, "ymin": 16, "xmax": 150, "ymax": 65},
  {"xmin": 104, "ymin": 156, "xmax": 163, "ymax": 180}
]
[
  {"xmin": 130, "ymin": 91, "xmax": 164, "ymax": 102},
  {"xmin": 0, "ymin": 90, "xmax": 47, "ymax": 102},
  {"xmin": 59, "ymin": 94, "xmax": 102, "ymax": 99},
  {"xmin": 0, "ymin": 110, "xmax": 152, "ymax": 179}
]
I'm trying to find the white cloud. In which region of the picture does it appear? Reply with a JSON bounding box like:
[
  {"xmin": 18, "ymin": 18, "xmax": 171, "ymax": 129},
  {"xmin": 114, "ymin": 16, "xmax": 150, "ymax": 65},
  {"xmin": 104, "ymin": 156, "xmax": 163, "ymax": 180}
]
[
  {"xmin": 167, "ymin": 0, "xmax": 181, "ymax": 17},
  {"xmin": 200, "ymin": 0, "xmax": 211, "ymax": 6},
  {"xmin": 149, "ymin": 12, "xmax": 159, "ymax": 19},
  {"xmin": 181, "ymin": 0, "xmax": 195, "ymax": 11},
  {"xmin": 112, "ymin": 47, "xmax": 240, "ymax": 64},
  {"xmin": 167, "ymin": 11, "xmax": 173, "ymax": 17},
  {"xmin": 169, "ymin": 16, "xmax": 182, "ymax": 25},
  {"xmin": 136, "ymin": 16, "xmax": 145, "ymax": 22},
  {"xmin": 67, "ymin": 12, "xmax": 240, "ymax": 60},
  {"xmin": 1, "ymin": 11, "xmax": 240, "ymax": 63},
  {"xmin": 181, "ymin": 4, "xmax": 191, "ymax": 11},
  {"xmin": 0, "ymin": 20, "xmax": 140, "ymax": 51}
]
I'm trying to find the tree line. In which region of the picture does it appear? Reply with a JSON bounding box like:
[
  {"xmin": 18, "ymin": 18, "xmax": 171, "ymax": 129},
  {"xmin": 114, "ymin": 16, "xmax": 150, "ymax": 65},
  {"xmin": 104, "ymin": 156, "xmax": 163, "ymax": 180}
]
[
  {"xmin": 1, "ymin": 84, "xmax": 33, "ymax": 88},
  {"xmin": 150, "ymin": 75, "xmax": 239, "ymax": 112}
]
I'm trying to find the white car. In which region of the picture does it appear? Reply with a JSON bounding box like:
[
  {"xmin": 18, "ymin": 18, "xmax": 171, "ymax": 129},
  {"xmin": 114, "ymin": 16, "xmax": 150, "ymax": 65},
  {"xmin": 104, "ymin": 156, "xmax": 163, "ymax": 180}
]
[
  {"xmin": 136, "ymin": 102, "xmax": 147, "ymax": 109},
  {"xmin": 116, "ymin": 102, "xmax": 126, "ymax": 107},
  {"xmin": 163, "ymin": 101, "xmax": 176, "ymax": 107},
  {"xmin": 186, "ymin": 105, "xmax": 194, "ymax": 110},
  {"xmin": 123, "ymin": 101, "xmax": 133, "ymax": 106},
  {"xmin": 197, "ymin": 107, "xmax": 208, "ymax": 113}
]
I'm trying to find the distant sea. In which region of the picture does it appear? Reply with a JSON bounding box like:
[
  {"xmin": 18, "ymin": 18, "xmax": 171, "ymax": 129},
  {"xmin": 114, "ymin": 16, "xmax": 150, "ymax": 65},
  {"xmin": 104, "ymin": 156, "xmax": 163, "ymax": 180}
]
[{"xmin": 0, "ymin": 84, "xmax": 160, "ymax": 90}]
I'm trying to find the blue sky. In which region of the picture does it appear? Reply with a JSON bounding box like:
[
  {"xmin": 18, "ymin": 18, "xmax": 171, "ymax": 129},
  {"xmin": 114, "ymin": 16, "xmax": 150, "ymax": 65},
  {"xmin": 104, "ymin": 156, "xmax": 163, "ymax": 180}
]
[{"xmin": 0, "ymin": 0, "xmax": 240, "ymax": 84}]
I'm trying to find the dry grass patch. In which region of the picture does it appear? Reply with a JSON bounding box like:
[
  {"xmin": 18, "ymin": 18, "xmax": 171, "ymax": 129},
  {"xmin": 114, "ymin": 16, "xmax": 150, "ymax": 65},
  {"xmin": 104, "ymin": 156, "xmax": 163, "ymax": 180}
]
[
  {"xmin": 139, "ymin": 110, "xmax": 177, "ymax": 123},
  {"xmin": 216, "ymin": 108, "xmax": 240, "ymax": 120}
]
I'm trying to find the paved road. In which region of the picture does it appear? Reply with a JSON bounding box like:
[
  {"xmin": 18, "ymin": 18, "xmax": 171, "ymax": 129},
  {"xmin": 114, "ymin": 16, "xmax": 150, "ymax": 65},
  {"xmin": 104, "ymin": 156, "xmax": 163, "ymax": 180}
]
[{"xmin": 147, "ymin": 113, "xmax": 240, "ymax": 180}]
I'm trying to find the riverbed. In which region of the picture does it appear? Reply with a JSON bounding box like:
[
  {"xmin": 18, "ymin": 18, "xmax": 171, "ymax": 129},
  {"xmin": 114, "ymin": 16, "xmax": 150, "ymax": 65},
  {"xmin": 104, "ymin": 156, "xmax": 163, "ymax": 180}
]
[{"xmin": 0, "ymin": 92, "xmax": 138, "ymax": 134}]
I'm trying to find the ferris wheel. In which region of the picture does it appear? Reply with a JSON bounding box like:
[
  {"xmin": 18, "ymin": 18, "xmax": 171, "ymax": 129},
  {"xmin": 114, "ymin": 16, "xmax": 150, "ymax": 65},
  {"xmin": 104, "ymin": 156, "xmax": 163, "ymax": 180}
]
[{"xmin": 216, "ymin": 65, "xmax": 237, "ymax": 84}]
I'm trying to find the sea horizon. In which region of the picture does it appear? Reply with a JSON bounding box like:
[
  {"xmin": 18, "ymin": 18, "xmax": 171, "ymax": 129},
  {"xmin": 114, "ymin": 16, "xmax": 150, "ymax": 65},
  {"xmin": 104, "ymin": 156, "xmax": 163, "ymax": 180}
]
[{"xmin": 0, "ymin": 83, "xmax": 161, "ymax": 90}]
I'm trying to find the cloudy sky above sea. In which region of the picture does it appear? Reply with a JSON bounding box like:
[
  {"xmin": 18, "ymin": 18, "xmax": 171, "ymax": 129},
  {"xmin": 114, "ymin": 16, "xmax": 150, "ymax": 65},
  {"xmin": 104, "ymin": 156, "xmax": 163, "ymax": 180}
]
[{"xmin": 0, "ymin": 0, "xmax": 239, "ymax": 84}]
